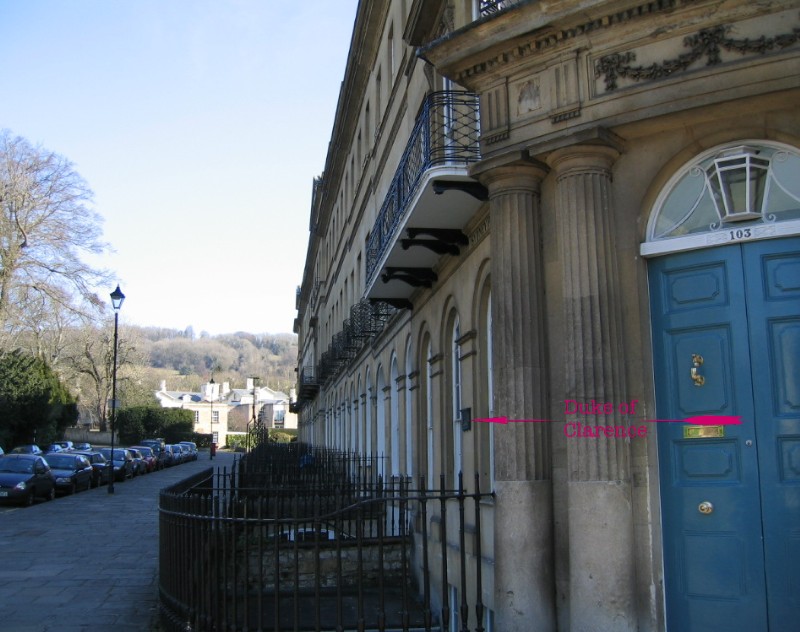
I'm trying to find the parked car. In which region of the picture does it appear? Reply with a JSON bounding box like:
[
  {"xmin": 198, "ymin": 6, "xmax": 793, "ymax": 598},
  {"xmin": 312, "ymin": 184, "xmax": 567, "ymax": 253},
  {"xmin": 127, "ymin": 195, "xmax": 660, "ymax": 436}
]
[
  {"xmin": 10, "ymin": 444, "xmax": 43, "ymax": 455},
  {"xmin": 177, "ymin": 443, "xmax": 193, "ymax": 463},
  {"xmin": 44, "ymin": 452, "xmax": 94, "ymax": 495},
  {"xmin": 140, "ymin": 438, "xmax": 165, "ymax": 453},
  {"xmin": 140, "ymin": 438, "xmax": 168, "ymax": 468},
  {"xmin": 45, "ymin": 443, "xmax": 64, "ymax": 453},
  {"xmin": 268, "ymin": 524, "xmax": 356, "ymax": 543},
  {"xmin": 160, "ymin": 445, "xmax": 175, "ymax": 467},
  {"xmin": 0, "ymin": 454, "xmax": 56, "ymax": 505},
  {"xmin": 71, "ymin": 450, "xmax": 111, "ymax": 487},
  {"xmin": 73, "ymin": 442, "xmax": 92, "ymax": 451},
  {"xmin": 98, "ymin": 448, "xmax": 133, "ymax": 481},
  {"xmin": 165, "ymin": 444, "xmax": 184, "ymax": 465},
  {"xmin": 57, "ymin": 441, "xmax": 75, "ymax": 450},
  {"xmin": 126, "ymin": 448, "xmax": 147, "ymax": 476},
  {"xmin": 130, "ymin": 446, "xmax": 157, "ymax": 473},
  {"xmin": 178, "ymin": 441, "xmax": 198, "ymax": 461}
]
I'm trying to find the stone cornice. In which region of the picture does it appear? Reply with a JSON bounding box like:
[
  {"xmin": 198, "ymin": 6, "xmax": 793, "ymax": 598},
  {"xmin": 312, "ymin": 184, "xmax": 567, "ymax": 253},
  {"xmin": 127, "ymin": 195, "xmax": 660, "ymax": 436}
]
[
  {"xmin": 421, "ymin": 0, "xmax": 702, "ymax": 87},
  {"xmin": 314, "ymin": 1, "xmax": 389, "ymax": 241}
]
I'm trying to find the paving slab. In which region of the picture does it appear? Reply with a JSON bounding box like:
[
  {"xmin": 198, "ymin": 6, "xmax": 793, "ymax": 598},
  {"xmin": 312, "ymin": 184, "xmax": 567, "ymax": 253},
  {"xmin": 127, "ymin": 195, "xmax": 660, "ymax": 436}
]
[{"xmin": 0, "ymin": 450, "xmax": 237, "ymax": 632}]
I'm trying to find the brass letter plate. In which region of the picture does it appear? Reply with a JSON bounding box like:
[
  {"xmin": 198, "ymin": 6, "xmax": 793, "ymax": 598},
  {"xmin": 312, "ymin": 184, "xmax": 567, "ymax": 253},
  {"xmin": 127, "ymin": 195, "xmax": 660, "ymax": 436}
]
[{"xmin": 683, "ymin": 425, "xmax": 724, "ymax": 439}]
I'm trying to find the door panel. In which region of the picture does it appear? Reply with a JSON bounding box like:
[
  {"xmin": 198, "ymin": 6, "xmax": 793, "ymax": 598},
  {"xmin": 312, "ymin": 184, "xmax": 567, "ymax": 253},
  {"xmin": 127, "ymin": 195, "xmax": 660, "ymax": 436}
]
[
  {"xmin": 743, "ymin": 238, "xmax": 800, "ymax": 631},
  {"xmin": 651, "ymin": 237, "xmax": 800, "ymax": 631},
  {"xmin": 650, "ymin": 244, "xmax": 766, "ymax": 631}
]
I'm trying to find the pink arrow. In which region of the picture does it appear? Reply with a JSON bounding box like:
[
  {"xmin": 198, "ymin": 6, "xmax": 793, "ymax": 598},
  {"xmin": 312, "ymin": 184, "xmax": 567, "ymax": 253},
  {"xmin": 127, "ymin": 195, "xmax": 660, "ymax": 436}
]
[
  {"xmin": 476, "ymin": 415, "xmax": 744, "ymax": 425},
  {"xmin": 474, "ymin": 417, "xmax": 551, "ymax": 424},
  {"xmin": 645, "ymin": 415, "xmax": 742, "ymax": 425}
]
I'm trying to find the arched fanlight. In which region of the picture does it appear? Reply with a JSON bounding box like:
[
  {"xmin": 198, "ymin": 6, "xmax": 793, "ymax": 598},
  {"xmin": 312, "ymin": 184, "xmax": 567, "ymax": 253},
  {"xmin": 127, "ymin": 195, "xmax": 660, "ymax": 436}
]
[
  {"xmin": 642, "ymin": 142, "xmax": 800, "ymax": 256},
  {"xmin": 707, "ymin": 146, "xmax": 770, "ymax": 222}
]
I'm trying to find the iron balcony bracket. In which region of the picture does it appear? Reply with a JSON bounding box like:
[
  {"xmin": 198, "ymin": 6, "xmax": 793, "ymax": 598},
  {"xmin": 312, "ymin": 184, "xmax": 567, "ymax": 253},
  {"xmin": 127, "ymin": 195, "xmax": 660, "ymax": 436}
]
[
  {"xmin": 405, "ymin": 227, "xmax": 468, "ymax": 245},
  {"xmin": 431, "ymin": 179, "xmax": 488, "ymax": 201},
  {"xmin": 381, "ymin": 267, "xmax": 438, "ymax": 288},
  {"xmin": 400, "ymin": 238, "xmax": 461, "ymax": 256}
]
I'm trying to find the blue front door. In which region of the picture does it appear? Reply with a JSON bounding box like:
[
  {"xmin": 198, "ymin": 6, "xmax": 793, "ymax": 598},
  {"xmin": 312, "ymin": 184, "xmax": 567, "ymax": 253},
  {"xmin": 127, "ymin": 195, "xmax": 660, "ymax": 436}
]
[{"xmin": 649, "ymin": 237, "xmax": 800, "ymax": 632}]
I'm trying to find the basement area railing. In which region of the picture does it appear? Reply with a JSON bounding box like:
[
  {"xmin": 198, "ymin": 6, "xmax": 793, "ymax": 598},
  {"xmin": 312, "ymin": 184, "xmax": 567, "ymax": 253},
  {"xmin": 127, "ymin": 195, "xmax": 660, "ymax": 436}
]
[{"xmin": 159, "ymin": 444, "xmax": 494, "ymax": 631}]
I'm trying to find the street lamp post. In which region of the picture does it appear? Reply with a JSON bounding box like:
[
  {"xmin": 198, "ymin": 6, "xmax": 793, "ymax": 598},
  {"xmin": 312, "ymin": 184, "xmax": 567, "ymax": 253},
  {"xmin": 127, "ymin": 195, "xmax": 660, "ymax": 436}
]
[
  {"xmin": 248, "ymin": 376, "xmax": 259, "ymax": 451},
  {"xmin": 209, "ymin": 376, "xmax": 215, "ymax": 460},
  {"xmin": 108, "ymin": 284, "xmax": 125, "ymax": 494}
]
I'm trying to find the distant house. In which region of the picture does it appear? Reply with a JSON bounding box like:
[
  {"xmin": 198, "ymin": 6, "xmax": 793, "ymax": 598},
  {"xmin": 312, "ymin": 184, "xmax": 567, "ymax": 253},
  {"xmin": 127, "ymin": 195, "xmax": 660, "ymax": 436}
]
[
  {"xmin": 155, "ymin": 380, "xmax": 232, "ymax": 447},
  {"xmin": 225, "ymin": 378, "xmax": 298, "ymax": 432},
  {"xmin": 155, "ymin": 378, "xmax": 297, "ymax": 446}
]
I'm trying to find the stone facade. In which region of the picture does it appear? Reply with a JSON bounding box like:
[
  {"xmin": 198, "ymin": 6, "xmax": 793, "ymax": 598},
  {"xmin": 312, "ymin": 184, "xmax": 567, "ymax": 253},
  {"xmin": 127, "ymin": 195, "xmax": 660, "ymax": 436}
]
[{"xmin": 294, "ymin": 1, "xmax": 800, "ymax": 630}]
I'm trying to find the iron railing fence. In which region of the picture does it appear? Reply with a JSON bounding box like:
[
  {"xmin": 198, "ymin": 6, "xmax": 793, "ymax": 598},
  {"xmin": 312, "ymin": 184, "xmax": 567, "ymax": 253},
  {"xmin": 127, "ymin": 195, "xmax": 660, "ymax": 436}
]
[
  {"xmin": 159, "ymin": 456, "xmax": 493, "ymax": 631},
  {"xmin": 365, "ymin": 91, "xmax": 480, "ymax": 289},
  {"xmin": 235, "ymin": 444, "xmax": 385, "ymax": 492}
]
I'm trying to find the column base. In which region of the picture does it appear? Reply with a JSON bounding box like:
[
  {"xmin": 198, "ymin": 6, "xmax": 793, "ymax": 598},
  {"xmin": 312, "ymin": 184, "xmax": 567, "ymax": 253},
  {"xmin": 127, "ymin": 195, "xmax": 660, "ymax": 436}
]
[
  {"xmin": 494, "ymin": 479, "xmax": 556, "ymax": 632},
  {"xmin": 568, "ymin": 480, "xmax": 636, "ymax": 632}
]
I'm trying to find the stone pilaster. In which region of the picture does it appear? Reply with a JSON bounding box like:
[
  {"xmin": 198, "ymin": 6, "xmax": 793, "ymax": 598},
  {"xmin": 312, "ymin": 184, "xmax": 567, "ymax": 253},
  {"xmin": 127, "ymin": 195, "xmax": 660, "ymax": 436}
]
[
  {"xmin": 359, "ymin": 392, "xmax": 367, "ymax": 456},
  {"xmin": 472, "ymin": 154, "xmax": 555, "ymax": 632},
  {"xmin": 548, "ymin": 143, "xmax": 636, "ymax": 632}
]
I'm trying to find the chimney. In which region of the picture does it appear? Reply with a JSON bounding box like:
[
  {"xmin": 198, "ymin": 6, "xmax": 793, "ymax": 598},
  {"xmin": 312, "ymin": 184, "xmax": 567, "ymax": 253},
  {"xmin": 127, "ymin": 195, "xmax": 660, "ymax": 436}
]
[{"xmin": 203, "ymin": 382, "xmax": 219, "ymax": 401}]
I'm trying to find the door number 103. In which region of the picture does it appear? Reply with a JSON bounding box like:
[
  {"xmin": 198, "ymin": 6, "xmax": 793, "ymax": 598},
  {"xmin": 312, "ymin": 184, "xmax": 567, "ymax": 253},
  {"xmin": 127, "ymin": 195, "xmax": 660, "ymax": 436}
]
[{"xmin": 729, "ymin": 227, "xmax": 753, "ymax": 241}]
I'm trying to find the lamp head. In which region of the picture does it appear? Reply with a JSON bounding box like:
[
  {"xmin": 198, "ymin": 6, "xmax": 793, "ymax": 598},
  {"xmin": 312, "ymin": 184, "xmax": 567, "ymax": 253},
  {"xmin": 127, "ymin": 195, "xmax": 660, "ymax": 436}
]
[{"xmin": 110, "ymin": 285, "xmax": 126, "ymax": 312}]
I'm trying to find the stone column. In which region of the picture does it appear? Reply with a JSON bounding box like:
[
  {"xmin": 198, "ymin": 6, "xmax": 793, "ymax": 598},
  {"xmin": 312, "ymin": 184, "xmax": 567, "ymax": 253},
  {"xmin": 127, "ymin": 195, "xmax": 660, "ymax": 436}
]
[
  {"xmin": 547, "ymin": 143, "xmax": 636, "ymax": 632},
  {"xmin": 472, "ymin": 154, "xmax": 555, "ymax": 632}
]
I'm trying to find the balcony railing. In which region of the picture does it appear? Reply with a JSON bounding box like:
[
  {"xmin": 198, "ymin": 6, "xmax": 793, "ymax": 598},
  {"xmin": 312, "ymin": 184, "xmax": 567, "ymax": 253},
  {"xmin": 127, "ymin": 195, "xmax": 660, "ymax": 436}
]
[
  {"xmin": 365, "ymin": 91, "xmax": 480, "ymax": 288},
  {"xmin": 316, "ymin": 299, "xmax": 395, "ymax": 387},
  {"xmin": 479, "ymin": 0, "xmax": 523, "ymax": 16}
]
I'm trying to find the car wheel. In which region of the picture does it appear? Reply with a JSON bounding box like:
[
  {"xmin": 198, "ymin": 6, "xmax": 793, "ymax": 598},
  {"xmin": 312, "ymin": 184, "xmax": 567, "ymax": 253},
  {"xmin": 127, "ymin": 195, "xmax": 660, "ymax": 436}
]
[
  {"xmin": 46, "ymin": 487, "xmax": 55, "ymax": 501},
  {"xmin": 70, "ymin": 481, "xmax": 77, "ymax": 495},
  {"xmin": 25, "ymin": 490, "xmax": 35, "ymax": 506}
]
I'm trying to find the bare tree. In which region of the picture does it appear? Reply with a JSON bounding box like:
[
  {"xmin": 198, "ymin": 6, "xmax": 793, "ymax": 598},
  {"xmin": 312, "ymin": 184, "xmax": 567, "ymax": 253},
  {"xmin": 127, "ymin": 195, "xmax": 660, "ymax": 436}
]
[
  {"xmin": 59, "ymin": 320, "xmax": 141, "ymax": 429},
  {"xmin": 0, "ymin": 130, "xmax": 109, "ymax": 338}
]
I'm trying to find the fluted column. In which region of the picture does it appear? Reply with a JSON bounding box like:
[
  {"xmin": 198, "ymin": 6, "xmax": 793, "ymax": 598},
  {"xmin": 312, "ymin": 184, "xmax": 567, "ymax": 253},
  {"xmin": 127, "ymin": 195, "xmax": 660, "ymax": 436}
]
[
  {"xmin": 548, "ymin": 143, "xmax": 636, "ymax": 632},
  {"xmin": 473, "ymin": 154, "xmax": 555, "ymax": 632}
]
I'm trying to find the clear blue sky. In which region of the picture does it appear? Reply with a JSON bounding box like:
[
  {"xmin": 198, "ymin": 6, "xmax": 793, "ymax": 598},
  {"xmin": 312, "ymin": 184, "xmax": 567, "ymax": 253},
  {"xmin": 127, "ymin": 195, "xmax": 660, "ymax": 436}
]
[{"xmin": 0, "ymin": 0, "xmax": 358, "ymax": 335}]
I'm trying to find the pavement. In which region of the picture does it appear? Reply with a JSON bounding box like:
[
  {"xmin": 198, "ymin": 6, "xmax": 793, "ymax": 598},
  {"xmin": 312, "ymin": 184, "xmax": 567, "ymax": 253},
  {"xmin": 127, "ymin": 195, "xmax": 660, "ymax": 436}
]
[{"xmin": 0, "ymin": 450, "xmax": 237, "ymax": 632}]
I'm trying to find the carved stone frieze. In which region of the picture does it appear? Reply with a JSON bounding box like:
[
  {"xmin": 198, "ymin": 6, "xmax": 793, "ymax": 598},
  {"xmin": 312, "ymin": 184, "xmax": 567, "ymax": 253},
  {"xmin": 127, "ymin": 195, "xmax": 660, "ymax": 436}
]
[
  {"xmin": 468, "ymin": 214, "xmax": 491, "ymax": 248},
  {"xmin": 516, "ymin": 78, "xmax": 542, "ymax": 115},
  {"xmin": 595, "ymin": 21, "xmax": 800, "ymax": 91}
]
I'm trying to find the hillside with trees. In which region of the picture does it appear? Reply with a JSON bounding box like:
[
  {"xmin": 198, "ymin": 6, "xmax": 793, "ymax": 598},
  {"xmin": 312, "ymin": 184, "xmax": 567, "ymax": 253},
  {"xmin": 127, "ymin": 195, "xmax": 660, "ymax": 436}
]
[
  {"xmin": 121, "ymin": 325, "xmax": 298, "ymax": 410},
  {"xmin": 6, "ymin": 322, "xmax": 298, "ymax": 432}
]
